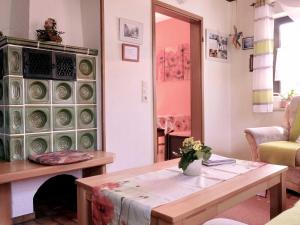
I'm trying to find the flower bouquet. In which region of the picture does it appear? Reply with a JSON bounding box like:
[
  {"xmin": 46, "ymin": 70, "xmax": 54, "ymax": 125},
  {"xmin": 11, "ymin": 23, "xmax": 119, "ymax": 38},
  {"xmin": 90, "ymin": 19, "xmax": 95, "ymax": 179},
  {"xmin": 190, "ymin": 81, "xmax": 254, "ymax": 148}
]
[{"xmin": 178, "ymin": 137, "xmax": 212, "ymax": 176}]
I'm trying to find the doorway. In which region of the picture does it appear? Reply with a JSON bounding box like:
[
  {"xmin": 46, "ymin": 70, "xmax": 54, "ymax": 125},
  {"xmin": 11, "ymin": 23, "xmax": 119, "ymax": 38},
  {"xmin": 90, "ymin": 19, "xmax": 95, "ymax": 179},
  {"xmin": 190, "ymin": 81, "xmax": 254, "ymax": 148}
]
[{"xmin": 152, "ymin": 1, "xmax": 204, "ymax": 162}]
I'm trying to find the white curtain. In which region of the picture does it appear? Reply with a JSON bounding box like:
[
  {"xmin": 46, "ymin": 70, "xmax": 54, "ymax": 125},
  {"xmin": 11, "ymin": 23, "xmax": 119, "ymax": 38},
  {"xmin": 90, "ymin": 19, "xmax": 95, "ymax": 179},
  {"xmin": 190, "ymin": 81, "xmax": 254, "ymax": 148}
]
[{"xmin": 253, "ymin": 1, "xmax": 274, "ymax": 112}]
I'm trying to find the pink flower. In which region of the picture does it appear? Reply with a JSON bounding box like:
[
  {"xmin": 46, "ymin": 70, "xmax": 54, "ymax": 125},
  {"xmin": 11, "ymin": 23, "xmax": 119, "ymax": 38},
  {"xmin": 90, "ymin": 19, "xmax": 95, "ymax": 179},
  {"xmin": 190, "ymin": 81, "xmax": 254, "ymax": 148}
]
[
  {"xmin": 100, "ymin": 182, "xmax": 120, "ymax": 190},
  {"xmin": 92, "ymin": 187, "xmax": 115, "ymax": 225}
]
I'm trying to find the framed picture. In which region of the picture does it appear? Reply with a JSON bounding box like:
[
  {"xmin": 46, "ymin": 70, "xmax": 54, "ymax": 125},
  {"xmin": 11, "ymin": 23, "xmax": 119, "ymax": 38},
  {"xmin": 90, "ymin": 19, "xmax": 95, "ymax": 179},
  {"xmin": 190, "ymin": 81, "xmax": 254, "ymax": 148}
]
[
  {"xmin": 242, "ymin": 37, "xmax": 254, "ymax": 50},
  {"xmin": 206, "ymin": 29, "xmax": 229, "ymax": 62},
  {"xmin": 122, "ymin": 44, "xmax": 139, "ymax": 62},
  {"xmin": 119, "ymin": 18, "xmax": 143, "ymax": 45}
]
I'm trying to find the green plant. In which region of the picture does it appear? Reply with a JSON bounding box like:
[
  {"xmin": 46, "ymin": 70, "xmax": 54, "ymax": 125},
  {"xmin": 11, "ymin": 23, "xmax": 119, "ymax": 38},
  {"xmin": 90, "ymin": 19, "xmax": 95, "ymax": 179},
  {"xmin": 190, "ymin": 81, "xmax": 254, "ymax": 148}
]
[
  {"xmin": 178, "ymin": 137, "xmax": 212, "ymax": 171},
  {"xmin": 281, "ymin": 89, "xmax": 296, "ymax": 101}
]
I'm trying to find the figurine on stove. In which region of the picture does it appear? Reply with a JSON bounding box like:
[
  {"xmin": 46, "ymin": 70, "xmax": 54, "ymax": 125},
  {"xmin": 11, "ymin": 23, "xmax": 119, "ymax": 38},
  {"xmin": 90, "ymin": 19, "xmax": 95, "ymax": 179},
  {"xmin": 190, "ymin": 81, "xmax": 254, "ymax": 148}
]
[{"xmin": 36, "ymin": 18, "xmax": 64, "ymax": 43}]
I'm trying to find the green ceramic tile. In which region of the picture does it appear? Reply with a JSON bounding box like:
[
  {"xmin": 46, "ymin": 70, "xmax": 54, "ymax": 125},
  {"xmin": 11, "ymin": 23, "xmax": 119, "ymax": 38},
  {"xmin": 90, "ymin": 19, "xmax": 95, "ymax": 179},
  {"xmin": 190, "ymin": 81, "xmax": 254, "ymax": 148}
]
[
  {"xmin": 25, "ymin": 107, "xmax": 51, "ymax": 133},
  {"xmin": 0, "ymin": 80, "xmax": 3, "ymax": 104},
  {"xmin": 53, "ymin": 131, "xmax": 76, "ymax": 151},
  {"xmin": 0, "ymin": 135, "xmax": 4, "ymax": 161},
  {"xmin": 0, "ymin": 106, "xmax": 4, "ymax": 133},
  {"xmin": 3, "ymin": 46, "xmax": 23, "ymax": 76},
  {"xmin": 53, "ymin": 107, "xmax": 75, "ymax": 131},
  {"xmin": 26, "ymin": 133, "xmax": 51, "ymax": 156},
  {"xmin": 77, "ymin": 55, "xmax": 96, "ymax": 80},
  {"xmin": 3, "ymin": 76, "xmax": 23, "ymax": 105},
  {"xmin": 52, "ymin": 81, "xmax": 75, "ymax": 104},
  {"xmin": 77, "ymin": 130, "xmax": 97, "ymax": 151},
  {"xmin": 77, "ymin": 106, "xmax": 97, "ymax": 129},
  {"xmin": 25, "ymin": 79, "xmax": 50, "ymax": 104},
  {"xmin": 5, "ymin": 106, "xmax": 24, "ymax": 134},
  {"xmin": 7, "ymin": 46, "xmax": 23, "ymax": 75},
  {"xmin": 76, "ymin": 81, "xmax": 96, "ymax": 104},
  {"xmin": 5, "ymin": 135, "xmax": 25, "ymax": 161}
]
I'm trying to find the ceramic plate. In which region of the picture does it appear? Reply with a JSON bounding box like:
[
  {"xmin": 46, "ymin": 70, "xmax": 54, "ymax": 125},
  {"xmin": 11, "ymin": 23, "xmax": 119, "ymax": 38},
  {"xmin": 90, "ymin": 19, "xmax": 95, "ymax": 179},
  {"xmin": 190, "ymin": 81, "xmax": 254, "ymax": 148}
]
[
  {"xmin": 79, "ymin": 84, "xmax": 93, "ymax": 100},
  {"xmin": 80, "ymin": 133, "xmax": 94, "ymax": 149},
  {"xmin": 29, "ymin": 81, "xmax": 47, "ymax": 100},
  {"xmin": 56, "ymin": 109, "xmax": 72, "ymax": 126},
  {"xmin": 57, "ymin": 136, "xmax": 72, "ymax": 151},
  {"xmin": 30, "ymin": 138, "xmax": 47, "ymax": 154},
  {"xmin": 80, "ymin": 109, "xmax": 93, "ymax": 124},
  {"xmin": 79, "ymin": 59, "xmax": 93, "ymax": 76},
  {"xmin": 56, "ymin": 83, "xmax": 72, "ymax": 100},
  {"xmin": 29, "ymin": 110, "xmax": 47, "ymax": 128}
]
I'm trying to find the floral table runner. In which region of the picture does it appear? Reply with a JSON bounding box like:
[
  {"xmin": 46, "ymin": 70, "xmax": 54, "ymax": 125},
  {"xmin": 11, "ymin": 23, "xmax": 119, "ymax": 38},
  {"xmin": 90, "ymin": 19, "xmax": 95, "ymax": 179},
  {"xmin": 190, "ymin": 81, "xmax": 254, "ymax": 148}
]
[{"xmin": 92, "ymin": 156, "xmax": 264, "ymax": 225}]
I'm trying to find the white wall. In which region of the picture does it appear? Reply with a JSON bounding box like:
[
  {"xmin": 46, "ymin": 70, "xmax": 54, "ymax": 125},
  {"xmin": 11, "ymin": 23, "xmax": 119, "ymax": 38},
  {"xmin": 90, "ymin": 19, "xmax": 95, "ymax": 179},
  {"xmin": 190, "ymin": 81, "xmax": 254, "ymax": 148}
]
[
  {"xmin": 104, "ymin": 0, "xmax": 154, "ymax": 172},
  {"xmin": 0, "ymin": 0, "xmax": 29, "ymax": 38},
  {"xmin": 29, "ymin": 0, "xmax": 84, "ymax": 46},
  {"xmin": 230, "ymin": 0, "xmax": 284, "ymax": 160}
]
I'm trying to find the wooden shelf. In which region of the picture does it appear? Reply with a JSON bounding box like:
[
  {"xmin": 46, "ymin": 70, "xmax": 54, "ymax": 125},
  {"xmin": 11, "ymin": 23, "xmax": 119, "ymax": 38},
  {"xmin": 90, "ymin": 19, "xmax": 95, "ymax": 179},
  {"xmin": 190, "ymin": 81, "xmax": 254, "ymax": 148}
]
[{"xmin": 0, "ymin": 151, "xmax": 114, "ymax": 184}]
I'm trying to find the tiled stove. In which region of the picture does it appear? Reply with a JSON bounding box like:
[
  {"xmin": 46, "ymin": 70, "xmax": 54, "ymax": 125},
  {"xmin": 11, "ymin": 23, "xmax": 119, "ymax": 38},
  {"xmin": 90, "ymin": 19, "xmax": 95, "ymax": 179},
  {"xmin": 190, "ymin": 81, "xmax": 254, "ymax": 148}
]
[{"xmin": 0, "ymin": 36, "xmax": 101, "ymax": 162}]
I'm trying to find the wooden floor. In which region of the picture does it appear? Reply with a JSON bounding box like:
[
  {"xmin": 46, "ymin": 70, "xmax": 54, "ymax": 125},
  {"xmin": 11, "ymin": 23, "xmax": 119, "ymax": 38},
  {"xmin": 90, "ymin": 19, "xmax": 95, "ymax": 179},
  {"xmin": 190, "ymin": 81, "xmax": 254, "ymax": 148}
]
[{"xmin": 15, "ymin": 213, "xmax": 78, "ymax": 225}]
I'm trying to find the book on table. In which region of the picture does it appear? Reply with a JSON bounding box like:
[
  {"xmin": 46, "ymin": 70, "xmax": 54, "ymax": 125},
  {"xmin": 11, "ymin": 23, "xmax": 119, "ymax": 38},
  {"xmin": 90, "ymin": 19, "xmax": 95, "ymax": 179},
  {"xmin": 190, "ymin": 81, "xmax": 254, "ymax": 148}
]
[{"xmin": 202, "ymin": 154, "xmax": 236, "ymax": 166}]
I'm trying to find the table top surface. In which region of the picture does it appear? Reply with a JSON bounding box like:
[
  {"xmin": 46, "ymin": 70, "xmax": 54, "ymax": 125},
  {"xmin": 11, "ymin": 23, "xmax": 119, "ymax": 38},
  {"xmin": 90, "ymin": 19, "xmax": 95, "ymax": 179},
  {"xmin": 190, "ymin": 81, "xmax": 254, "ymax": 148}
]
[
  {"xmin": 0, "ymin": 151, "xmax": 114, "ymax": 184},
  {"xmin": 77, "ymin": 158, "xmax": 287, "ymax": 223}
]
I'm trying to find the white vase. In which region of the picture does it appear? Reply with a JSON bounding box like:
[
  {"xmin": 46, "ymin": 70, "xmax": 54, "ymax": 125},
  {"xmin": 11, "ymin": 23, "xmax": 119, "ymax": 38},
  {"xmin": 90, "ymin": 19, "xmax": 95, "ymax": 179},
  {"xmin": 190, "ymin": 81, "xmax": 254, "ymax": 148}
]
[{"xmin": 183, "ymin": 159, "xmax": 203, "ymax": 176}]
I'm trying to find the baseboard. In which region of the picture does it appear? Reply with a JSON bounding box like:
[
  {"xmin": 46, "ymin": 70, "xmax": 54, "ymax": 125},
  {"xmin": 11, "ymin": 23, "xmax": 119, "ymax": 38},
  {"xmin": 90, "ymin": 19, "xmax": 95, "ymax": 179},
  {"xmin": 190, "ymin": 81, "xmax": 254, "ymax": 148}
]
[{"xmin": 13, "ymin": 213, "xmax": 35, "ymax": 224}]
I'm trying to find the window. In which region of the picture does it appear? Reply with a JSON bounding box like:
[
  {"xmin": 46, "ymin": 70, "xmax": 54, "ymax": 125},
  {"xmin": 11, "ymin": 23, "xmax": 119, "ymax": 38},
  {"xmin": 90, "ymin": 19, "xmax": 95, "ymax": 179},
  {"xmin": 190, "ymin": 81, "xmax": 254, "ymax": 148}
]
[{"xmin": 273, "ymin": 16, "xmax": 300, "ymax": 97}]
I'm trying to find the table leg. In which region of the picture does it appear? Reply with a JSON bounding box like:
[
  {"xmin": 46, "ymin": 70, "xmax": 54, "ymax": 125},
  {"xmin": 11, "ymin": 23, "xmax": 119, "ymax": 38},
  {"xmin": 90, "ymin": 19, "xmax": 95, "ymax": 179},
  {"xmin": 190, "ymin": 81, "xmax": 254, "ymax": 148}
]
[
  {"xmin": 270, "ymin": 172, "xmax": 286, "ymax": 219},
  {"xmin": 0, "ymin": 183, "xmax": 12, "ymax": 225},
  {"xmin": 82, "ymin": 165, "xmax": 106, "ymax": 178},
  {"xmin": 77, "ymin": 186, "xmax": 89, "ymax": 225}
]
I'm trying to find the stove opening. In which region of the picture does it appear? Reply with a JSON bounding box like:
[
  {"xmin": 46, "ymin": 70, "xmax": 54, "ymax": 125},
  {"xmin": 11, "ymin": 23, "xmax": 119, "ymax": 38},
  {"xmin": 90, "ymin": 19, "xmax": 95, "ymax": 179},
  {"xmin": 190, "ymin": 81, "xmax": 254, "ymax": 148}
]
[{"xmin": 33, "ymin": 174, "xmax": 77, "ymax": 218}]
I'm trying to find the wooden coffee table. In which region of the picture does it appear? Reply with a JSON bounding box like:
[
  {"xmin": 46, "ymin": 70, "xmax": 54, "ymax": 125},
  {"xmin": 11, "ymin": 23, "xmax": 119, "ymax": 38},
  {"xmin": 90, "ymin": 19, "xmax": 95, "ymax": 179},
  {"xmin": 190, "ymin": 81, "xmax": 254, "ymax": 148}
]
[{"xmin": 76, "ymin": 159, "xmax": 287, "ymax": 225}]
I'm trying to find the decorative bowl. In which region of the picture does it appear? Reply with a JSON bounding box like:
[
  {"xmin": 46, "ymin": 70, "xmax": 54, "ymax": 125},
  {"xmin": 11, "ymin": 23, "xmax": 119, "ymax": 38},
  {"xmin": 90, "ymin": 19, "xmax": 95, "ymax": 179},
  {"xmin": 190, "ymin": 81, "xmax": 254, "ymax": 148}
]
[
  {"xmin": 29, "ymin": 110, "xmax": 47, "ymax": 128},
  {"xmin": 56, "ymin": 109, "xmax": 72, "ymax": 126},
  {"xmin": 56, "ymin": 82, "xmax": 72, "ymax": 100},
  {"xmin": 30, "ymin": 138, "xmax": 48, "ymax": 154}
]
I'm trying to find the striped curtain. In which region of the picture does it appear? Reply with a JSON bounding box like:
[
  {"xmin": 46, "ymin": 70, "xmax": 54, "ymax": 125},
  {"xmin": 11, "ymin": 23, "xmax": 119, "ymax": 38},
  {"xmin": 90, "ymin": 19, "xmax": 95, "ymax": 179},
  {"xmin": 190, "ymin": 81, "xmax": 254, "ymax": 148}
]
[{"xmin": 253, "ymin": 0, "xmax": 274, "ymax": 112}]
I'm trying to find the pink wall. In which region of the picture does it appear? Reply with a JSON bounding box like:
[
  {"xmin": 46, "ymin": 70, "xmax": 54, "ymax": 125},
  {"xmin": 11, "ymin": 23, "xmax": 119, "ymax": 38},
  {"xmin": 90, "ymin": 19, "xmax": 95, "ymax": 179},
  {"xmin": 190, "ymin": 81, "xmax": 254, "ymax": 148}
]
[{"xmin": 155, "ymin": 18, "xmax": 191, "ymax": 117}]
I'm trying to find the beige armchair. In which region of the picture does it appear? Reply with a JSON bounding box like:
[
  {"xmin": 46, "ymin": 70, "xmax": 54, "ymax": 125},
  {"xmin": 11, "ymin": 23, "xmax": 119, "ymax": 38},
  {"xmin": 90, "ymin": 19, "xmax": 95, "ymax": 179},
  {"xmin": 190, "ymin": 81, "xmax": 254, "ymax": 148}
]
[{"xmin": 245, "ymin": 96, "xmax": 300, "ymax": 193}]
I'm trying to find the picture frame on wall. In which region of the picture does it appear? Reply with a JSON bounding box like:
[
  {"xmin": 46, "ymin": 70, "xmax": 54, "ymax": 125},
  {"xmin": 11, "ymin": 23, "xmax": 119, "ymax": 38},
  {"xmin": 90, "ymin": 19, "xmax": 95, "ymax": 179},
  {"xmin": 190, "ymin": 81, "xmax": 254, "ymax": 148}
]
[
  {"xmin": 119, "ymin": 18, "xmax": 143, "ymax": 45},
  {"xmin": 122, "ymin": 44, "xmax": 140, "ymax": 62},
  {"xmin": 242, "ymin": 36, "xmax": 254, "ymax": 50},
  {"xmin": 206, "ymin": 29, "xmax": 229, "ymax": 63}
]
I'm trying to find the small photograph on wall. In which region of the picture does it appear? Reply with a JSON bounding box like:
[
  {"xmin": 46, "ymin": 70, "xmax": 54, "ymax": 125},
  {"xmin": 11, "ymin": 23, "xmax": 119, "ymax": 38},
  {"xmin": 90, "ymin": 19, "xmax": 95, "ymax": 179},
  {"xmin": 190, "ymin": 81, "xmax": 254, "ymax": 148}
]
[
  {"xmin": 242, "ymin": 36, "xmax": 254, "ymax": 50},
  {"xmin": 119, "ymin": 18, "xmax": 143, "ymax": 45},
  {"xmin": 206, "ymin": 29, "xmax": 229, "ymax": 63}
]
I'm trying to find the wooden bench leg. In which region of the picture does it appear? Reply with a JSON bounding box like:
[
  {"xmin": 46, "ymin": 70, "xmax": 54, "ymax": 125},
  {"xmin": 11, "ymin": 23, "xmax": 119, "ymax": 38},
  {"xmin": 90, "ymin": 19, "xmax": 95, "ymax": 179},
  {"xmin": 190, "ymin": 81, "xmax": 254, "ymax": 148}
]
[
  {"xmin": 0, "ymin": 183, "xmax": 12, "ymax": 225},
  {"xmin": 270, "ymin": 172, "xmax": 286, "ymax": 219},
  {"xmin": 77, "ymin": 186, "xmax": 89, "ymax": 225}
]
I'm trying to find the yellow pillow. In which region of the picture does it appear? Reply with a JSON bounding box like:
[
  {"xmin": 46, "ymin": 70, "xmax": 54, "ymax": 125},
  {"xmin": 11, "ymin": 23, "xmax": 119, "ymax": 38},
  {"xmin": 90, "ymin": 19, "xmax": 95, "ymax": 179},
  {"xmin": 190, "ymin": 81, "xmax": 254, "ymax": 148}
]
[{"xmin": 290, "ymin": 106, "xmax": 300, "ymax": 142}]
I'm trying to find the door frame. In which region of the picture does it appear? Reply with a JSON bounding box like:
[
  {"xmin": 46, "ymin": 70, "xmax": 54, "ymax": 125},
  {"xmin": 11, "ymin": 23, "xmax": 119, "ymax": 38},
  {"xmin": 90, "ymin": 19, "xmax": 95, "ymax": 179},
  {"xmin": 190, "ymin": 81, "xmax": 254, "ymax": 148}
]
[{"xmin": 152, "ymin": 0, "xmax": 204, "ymax": 162}]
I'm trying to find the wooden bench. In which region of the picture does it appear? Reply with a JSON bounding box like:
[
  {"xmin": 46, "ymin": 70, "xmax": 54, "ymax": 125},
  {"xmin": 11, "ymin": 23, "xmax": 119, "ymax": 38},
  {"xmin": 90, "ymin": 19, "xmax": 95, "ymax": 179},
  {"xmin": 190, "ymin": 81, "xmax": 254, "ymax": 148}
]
[{"xmin": 0, "ymin": 151, "xmax": 114, "ymax": 225}]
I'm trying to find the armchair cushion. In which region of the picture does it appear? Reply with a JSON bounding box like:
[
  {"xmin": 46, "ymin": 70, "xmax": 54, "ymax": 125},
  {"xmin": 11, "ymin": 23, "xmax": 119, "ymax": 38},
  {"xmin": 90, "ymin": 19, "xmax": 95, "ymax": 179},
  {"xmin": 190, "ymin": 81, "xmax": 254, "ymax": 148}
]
[
  {"xmin": 265, "ymin": 200, "xmax": 300, "ymax": 225},
  {"xmin": 259, "ymin": 141, "xmax": 300, "ymax": 167},
  {"xmin": 245, "ymin": 126, "xmax": 288, "ymax": 146},
  {"xmin": 289, "ymin": 105, "xmax": 300, "ymax": 141}
]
